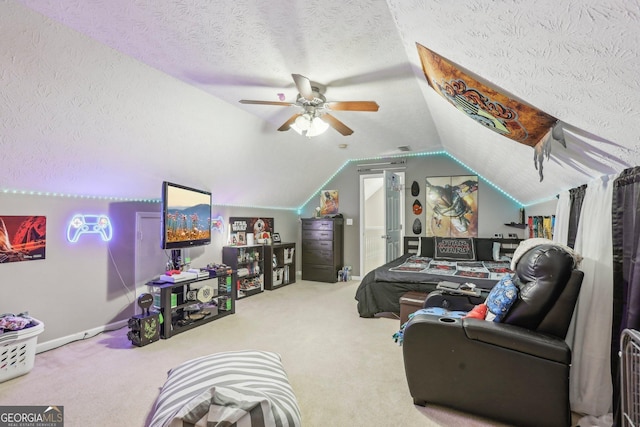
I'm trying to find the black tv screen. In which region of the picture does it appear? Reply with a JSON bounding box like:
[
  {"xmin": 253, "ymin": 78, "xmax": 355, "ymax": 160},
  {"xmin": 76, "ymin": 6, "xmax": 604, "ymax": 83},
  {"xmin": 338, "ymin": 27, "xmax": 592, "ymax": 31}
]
[{"xmin": 161, "ymin": 181, "xmax": 212, "ymax": 250}]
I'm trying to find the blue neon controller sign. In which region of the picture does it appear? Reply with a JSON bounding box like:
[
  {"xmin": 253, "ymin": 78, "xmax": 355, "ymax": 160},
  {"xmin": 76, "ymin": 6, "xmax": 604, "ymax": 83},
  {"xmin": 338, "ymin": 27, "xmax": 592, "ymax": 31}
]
[{"xmin": 67, "ymin": 214, "xmax": 113, "ymax": 242}]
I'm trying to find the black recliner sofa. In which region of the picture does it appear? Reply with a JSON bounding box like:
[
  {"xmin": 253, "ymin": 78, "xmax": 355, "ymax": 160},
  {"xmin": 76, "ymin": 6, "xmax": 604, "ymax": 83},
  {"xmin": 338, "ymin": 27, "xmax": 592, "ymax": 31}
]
[{"xmin": 402, "ymin": 243, "xmax": 583, "ymax": 427}]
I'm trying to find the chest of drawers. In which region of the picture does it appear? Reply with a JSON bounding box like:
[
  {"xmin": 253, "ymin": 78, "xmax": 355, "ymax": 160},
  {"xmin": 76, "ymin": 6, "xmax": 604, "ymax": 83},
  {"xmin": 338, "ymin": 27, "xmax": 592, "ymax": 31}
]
[{"xmin": 301, "ymin": 218, "xmax": 344, "ymax": 282}]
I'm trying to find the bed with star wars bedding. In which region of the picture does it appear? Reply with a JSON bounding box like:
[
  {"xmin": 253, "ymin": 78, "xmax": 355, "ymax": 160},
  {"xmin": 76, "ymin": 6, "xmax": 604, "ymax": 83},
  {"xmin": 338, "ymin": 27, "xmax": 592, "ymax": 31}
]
[{"xmin": 355, "ymin": 236, "xmax": 518, "ymax": 317}]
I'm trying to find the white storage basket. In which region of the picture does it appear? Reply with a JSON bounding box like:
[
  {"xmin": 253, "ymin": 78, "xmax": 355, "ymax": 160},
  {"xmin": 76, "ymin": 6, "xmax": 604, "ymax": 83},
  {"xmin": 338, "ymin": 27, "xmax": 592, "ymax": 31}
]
[
  {"xmin": 273, "ymin": 268, "xmax": 284, "ymax": 286},
  {"xmin": 0, "ymin": 318, "xmax": 44, "ymax": 383}
]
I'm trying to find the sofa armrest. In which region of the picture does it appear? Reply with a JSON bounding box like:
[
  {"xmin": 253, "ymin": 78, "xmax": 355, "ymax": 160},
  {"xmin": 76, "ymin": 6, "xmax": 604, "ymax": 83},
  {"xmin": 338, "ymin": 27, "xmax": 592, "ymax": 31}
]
[{"xmin": 462, "ymin": 318, "xmax": 570, "ymax": 364}]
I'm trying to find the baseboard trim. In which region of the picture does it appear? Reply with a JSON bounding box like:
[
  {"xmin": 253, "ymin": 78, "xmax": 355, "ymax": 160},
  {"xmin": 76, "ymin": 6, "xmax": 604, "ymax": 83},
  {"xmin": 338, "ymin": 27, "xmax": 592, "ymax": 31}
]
[{"xmin": 36, "ymin": 319, "xmax": 128, "ymax": 354}]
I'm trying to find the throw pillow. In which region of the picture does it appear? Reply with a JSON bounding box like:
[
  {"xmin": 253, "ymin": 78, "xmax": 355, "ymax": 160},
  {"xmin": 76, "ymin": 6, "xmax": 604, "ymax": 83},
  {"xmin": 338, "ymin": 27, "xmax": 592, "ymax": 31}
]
[
  {"xmin": 420, "ymin": 237, "xmax": 435, "ymax": 257},
  {"xmin": 485, "ymin": 274, "xmax": 518, "ymax": 322},
  {"xmin": 474, "ymin": 238, "xmax": 494, "ymax": 261},
  {"xmin": 464, "ymin": 303, "xmax": 488, "ymax": 319},
  {"xmin": 434, "ymin": 237, "xmax": 476, "ymax": 261}
]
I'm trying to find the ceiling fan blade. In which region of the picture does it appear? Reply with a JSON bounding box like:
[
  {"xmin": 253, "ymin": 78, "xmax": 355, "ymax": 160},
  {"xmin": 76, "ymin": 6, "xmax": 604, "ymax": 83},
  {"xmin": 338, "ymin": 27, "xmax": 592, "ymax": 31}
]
[
  {"xmin": 278, "ymin": 113, "xmax": 302, "ymax": 131},
  {"xmin": 292, "ymin": 74, "xmax": 315, "ymax": 101},
  {"xmin": 322, "ymin": 114, "xmax": 354, "ymax": 136},
  {"xmin": 239, "ymin": 100, "xmax": 295, "ymax": 106},
  {"xmin": 326, "ymin": 101, "xmax": 380, "ymax": 112}
]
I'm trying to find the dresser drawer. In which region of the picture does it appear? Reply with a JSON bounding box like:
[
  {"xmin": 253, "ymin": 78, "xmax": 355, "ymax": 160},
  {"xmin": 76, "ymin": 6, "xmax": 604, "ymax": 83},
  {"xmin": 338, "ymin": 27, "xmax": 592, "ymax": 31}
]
[
  {"xmin": 302, "ymin": 264, "xmax": 338, "ymax": 282},
  {"xmin": 302, "ymin": 239, "xmax": 333, "ymax": 251},
  {"xmin": 302, "ymin": 248, "xmax": 333, "ymax": 265},
  {"xmin": 302, "ymin": 229, "xmax": 334, "ymax": 241},
  {"xmin": 302, "ymin": 219, "xmax": 335, "ymax": 231}
]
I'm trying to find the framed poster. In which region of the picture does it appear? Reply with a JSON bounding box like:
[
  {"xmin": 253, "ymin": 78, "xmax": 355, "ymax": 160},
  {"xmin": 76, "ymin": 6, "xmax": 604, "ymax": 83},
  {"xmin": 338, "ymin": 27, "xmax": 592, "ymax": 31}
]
[
  {"xmin": 320, "ymin": 190, "xmax": 339, "ymax": 216},
  {"xmin": 425, "ymin": 175, "xmax": 478, "ymax": 238},
  {"xmin": 0, "ymin": 215, "xmax": 47, "ymax": 263}
]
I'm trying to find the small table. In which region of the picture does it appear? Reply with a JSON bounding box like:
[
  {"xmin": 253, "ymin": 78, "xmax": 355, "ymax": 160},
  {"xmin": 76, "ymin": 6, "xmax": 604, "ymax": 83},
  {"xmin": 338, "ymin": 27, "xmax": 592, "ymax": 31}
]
[{"xmin": 399, "ymin": 291, "xmax": 429, "ymax": 325}]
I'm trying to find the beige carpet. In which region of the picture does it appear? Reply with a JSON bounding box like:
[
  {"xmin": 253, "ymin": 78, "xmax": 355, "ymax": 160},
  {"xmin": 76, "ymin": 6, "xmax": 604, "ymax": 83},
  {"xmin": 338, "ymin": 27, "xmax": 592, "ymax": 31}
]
[{"xmin": 0, "ymin": 279, "xmax": 518, "ymax": 426}]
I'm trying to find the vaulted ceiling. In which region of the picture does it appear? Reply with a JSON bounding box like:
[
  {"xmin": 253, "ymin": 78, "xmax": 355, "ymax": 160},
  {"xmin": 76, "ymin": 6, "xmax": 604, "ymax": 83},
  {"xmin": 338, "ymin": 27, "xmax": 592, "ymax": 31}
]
[{"xmin": 2, "ymin": 0, "xmax": 638, "ymax": 208}]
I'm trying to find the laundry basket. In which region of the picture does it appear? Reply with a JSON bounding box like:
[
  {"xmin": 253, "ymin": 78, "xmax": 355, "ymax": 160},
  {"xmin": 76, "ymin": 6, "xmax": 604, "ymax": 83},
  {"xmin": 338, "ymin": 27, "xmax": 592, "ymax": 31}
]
[
  {"xmin": 621, "ymin": 328, "xmax": 640, "ymax": 427},
  {"xmin": 0, "ymin": 318, "xmax": 44, "ymax": 383}
]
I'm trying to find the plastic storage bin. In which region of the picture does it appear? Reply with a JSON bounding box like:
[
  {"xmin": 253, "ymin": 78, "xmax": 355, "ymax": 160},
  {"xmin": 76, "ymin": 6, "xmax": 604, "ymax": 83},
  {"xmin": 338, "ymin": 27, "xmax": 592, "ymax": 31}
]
[{"xmin": 0, "ymin": 318, "xmax": 44, "ymax": 383}]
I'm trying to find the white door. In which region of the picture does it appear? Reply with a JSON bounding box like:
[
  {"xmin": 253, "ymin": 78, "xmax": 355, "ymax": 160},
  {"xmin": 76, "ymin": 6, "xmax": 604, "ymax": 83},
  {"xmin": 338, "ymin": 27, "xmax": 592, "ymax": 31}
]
[
  {"xmin": 360, "ymin": 172, "xmax": 404, "ymax": 276},
  {"xmin": 361, "ymin": 175, "xmax": 385, "ymax": 276},
  {"xmin": 134, "ymin": 212, "xmax": 168, "ymax": 315},
  {"xmin": 384, "ymin": 170, "xmax": 402, "ymax": 262}
]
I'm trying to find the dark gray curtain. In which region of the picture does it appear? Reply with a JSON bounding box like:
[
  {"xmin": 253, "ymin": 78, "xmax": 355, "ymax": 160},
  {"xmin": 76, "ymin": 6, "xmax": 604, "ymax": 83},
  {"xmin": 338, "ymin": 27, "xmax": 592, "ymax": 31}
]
[
  {"xmin": 567, "ymin": 185, "xmax": 587, "ymax": 249},
  {"xmin": 611, "ymin": 166, "xmax": 640, "ymax": 426}
]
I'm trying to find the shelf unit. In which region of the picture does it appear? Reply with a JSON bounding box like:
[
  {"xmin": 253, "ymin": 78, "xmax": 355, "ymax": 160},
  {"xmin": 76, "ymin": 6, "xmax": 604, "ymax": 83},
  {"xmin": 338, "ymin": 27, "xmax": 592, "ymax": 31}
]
[
  {"xmin": 223, "ymin": 245, "xmax": 265, "ymax": 299},
  {"xmin": 264, "ymin": 242, "xmax": 296, "ymax": 290},
  {"xmin": 504, "ymin": 222, "xmax": 527, "ymax": 229},
  {"xmin": 148, "ymin": 272, "xmax": 235, "ymax": 339}
]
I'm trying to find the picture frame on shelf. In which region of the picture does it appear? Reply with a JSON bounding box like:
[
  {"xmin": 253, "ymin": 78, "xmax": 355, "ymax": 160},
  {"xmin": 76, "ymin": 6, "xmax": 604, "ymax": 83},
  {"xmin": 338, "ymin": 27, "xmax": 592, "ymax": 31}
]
[
  {"xmin": 237, "ymin": 232, "xmax": 246, "ymax": 245},
  {"xmin": 272, "ymin": 232, "xmax": 281, "ymax": 244}
]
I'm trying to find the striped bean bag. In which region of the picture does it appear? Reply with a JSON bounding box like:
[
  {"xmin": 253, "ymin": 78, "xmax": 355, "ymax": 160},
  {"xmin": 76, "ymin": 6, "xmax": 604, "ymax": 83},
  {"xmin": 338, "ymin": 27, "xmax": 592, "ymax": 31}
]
[{"xmin": 149, "ymin": 350, "xmax": 301, "ymax": 427}]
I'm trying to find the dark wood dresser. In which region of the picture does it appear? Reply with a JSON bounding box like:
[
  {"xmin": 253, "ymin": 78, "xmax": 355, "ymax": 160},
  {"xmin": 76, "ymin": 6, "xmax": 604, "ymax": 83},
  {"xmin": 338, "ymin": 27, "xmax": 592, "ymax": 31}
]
[{"xmin": 301, "ymin": 217, "xmax": 344, "ymax": 283}]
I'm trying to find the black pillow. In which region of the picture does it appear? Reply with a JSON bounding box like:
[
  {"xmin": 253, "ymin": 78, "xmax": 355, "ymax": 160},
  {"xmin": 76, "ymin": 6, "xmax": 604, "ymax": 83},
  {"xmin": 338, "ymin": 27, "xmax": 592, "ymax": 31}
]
[
  {"xmin": 475, "ymin": 238, "xmax": 494, "ymax": 261},
  {"xmin": 420, "ymin": 237, "xmax": 435, "ymax": 257}
]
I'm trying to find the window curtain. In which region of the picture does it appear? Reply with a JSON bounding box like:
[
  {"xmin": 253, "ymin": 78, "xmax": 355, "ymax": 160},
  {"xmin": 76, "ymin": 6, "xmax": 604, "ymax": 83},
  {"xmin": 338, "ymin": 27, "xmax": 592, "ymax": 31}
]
[
  {"xmin": 611, "ymin": 166, "xmax": 640, "ymax": 426},
  {"xmin": 568, "ymin": 185, "xmax": 587, "ymax": 249},
  {"xmin": 553, "ymin": 190, "xmax": 571, "ymax": 245},
  {"xmin": 569, "ymin": 175, "xmax": 616, "ymax": 416}
]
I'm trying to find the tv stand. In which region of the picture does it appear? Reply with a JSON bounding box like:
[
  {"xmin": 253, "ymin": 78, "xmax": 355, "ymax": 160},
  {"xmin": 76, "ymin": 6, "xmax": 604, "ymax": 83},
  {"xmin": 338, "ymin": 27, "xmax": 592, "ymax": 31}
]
[{"xmin": 148, "ymin": 269, "xmax": 236, "ymax": 339}]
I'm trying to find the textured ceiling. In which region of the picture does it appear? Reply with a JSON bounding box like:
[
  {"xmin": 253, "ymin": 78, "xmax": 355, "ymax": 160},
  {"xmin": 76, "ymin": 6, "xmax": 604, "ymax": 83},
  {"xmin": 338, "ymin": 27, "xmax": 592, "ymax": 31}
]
[{"xmin": 2, "ymin": 0, "xmax": 639, "ymax": 207}]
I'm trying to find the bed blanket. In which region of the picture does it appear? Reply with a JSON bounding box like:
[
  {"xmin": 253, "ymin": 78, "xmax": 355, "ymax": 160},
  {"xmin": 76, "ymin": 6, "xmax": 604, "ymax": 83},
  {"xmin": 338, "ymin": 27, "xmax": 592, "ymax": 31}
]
[
  {"xmin": 355, "ymin": 254, "xmax": 511, "ymax": 317},
  {"xmin": 387, "ymin": 255, "xmax": 511, "ymax": 281}
]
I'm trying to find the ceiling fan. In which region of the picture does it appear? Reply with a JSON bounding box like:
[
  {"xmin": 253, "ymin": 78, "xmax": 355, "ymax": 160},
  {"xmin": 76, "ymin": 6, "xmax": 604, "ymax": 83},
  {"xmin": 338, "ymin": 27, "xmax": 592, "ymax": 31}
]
[{"xmin": 239, "ymin": 74, "xmax": 379, "ymax": 137}]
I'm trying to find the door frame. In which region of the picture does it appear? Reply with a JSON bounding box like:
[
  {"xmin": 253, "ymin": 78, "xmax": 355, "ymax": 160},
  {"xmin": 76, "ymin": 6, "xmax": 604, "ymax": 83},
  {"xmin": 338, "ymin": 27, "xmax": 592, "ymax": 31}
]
[{"xmin": 359, "ymin": 171, "xmax": 405, "ymax": 277}]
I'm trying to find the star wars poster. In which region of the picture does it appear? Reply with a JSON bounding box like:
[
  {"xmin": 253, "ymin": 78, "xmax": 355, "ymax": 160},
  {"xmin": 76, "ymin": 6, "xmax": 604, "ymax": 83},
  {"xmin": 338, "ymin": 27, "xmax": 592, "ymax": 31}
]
[
  {"xmin": 0, "ymin": 215, "xmax": 47, "ymax": 263},
  {"xmin": 425, "ymin": 176, "xmax": 478, "ymax": 238}
]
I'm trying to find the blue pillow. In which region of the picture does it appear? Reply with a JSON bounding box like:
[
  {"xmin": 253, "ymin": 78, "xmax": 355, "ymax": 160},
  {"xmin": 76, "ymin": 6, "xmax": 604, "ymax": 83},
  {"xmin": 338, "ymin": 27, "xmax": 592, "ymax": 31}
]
[{"xmin": 485, "ymin": 274, "xmax": 518, "ymax": 322}]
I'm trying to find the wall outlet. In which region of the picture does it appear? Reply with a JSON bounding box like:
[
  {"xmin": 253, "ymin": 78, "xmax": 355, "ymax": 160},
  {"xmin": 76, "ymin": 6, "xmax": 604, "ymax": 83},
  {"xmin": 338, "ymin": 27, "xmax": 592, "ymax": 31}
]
[{"xmin": 346, "ymin": 218, "xmax": 353, "ymax": 226}]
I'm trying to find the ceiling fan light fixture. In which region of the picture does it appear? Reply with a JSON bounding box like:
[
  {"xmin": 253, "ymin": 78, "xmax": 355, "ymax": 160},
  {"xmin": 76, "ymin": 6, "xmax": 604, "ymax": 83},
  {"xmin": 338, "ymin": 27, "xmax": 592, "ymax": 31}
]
[
  {"xmin": 292, "ymin": 114, "xmax": 311, "ymax": 132},
  {"xmin": 307, "ymin": 116, "xmax": 329, "ymax": 137},
  {"xmin": 241, "ymin": 74, "xmax": 374, "ymax": 137},
  {"xmin": 290, "ymin": 113, "xmax": 328, "ymax": 138}
]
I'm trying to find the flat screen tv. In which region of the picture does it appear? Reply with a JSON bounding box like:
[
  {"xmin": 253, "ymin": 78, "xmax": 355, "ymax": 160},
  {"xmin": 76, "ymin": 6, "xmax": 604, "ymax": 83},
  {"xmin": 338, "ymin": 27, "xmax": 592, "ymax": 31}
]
[{"xmin": 161, "ymin": 181, "xmax": 212, "ymax": 250}]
